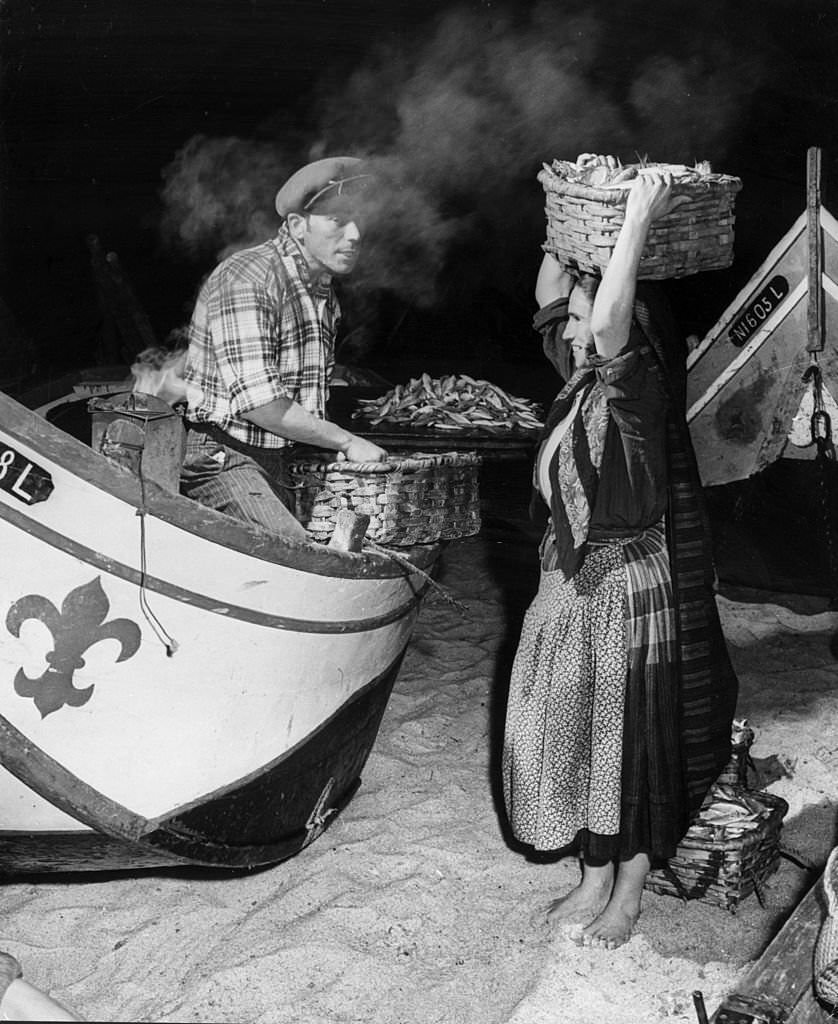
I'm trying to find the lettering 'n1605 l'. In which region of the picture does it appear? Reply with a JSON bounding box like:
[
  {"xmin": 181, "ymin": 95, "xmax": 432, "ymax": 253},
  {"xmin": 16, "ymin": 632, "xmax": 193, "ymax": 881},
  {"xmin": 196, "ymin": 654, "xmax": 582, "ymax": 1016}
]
[
  {"xmin": 728, "ymin": 275, "xmax": 790, "ymax": 348},
  {"xmin": 0, "ymin": 446, "xmax": 54, "ymax": 504}
]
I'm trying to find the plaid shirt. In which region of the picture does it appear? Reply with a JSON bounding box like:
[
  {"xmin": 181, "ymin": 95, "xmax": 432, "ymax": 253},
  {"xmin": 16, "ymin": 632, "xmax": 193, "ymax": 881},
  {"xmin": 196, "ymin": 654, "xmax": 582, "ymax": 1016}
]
[{"xmin": 183, "ymin": 223, "xmax": 339, "ymax": 448}]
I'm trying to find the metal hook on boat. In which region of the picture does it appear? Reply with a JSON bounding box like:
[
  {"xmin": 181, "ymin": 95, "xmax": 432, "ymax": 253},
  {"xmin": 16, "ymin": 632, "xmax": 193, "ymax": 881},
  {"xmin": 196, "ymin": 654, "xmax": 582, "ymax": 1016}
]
[
  {"xmin": 812, "ymin": 410, "xmax": 835, "ymax": 460},
  {"xmin": 304, "ymin": 777, "xmax": 338, "ymax": 846}
]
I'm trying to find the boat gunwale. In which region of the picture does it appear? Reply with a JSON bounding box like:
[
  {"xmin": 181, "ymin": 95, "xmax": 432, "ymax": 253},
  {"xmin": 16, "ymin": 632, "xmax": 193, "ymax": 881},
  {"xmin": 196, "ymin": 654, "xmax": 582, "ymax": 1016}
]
[
  {"xmin": 0, "ymin": 496, "xmax": 431, "ymax": 632},
  {"xmin": 0, "ymin": 390, "xmax": 441, "ymax": 581}
]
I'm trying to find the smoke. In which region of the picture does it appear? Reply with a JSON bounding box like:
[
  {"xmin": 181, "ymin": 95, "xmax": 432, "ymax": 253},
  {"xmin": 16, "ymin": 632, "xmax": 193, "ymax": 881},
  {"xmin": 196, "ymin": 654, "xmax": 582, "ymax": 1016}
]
[
  {"xmin": 627, "ymin": 52, "xmax": 764, "ymax": 162},
  {"xmin": 160, "ymin": 135, "xmax": 293, "ymax": 259},
  {"xmin": 159, "ymin": 0, "xmax": 766, "ymax": 322},
  {"xmin": 130, "ymin": 344, "xmax": 187, "ymax": 406}
]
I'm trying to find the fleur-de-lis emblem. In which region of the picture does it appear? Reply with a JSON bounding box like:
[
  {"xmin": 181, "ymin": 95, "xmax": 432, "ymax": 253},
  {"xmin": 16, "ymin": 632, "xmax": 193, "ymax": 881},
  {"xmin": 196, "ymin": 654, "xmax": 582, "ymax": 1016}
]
[{"xmin": 6, "ymin": 578, "xmax": 142, "ymax": 718}]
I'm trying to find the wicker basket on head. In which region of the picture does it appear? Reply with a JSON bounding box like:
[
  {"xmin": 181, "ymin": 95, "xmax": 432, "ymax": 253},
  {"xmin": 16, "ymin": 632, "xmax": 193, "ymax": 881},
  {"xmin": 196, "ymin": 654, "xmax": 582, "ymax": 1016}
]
[
  {"xmin": 287, "ymin": 450, "xmax": 481, "ymax": 547},
  {"xmin": 538, "ymin": 159, "xmax": 743, "ymax": 280}
]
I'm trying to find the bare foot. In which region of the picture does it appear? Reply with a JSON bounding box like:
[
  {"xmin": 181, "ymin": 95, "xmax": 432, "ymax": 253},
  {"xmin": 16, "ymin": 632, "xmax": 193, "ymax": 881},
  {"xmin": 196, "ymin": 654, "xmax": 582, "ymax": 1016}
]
[
  {"xmin": 573, "ymin": 896, "xmax": 640, "ymax": 950},
  {"xmin": 545, "ymin": 879, "xmax": 612, "ymax": 934}
]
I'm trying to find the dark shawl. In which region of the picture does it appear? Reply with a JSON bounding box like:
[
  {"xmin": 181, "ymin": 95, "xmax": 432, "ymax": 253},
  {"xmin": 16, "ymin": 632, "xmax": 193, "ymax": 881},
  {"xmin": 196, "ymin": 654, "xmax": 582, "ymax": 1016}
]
[{"xmin": 533, "ymin": 282, "xmax": 738, "ymax": 823}]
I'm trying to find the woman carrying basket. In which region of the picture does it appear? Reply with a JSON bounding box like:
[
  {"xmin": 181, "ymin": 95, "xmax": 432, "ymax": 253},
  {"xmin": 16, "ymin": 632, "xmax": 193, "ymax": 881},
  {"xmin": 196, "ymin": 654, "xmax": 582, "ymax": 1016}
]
[{"xmin": 502, "ymin": 164, "xmax": 738, "ymax": 949}]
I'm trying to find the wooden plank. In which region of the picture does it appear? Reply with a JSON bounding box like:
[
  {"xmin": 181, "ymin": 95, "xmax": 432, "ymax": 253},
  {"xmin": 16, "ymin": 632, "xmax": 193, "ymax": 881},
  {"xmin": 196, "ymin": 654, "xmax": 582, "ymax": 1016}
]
[
  {"xmin": 808, "ymin": 147, "xmax": 825, "ymax": 353},
  {"xmin": 711, "ymin": 873, "xmax": 832, "ymax": 1022},
  {"xmin": 328, "ymin": 510, "xmax": 371, "ymax": 553},
  {"xmin": 0, "ymin": 831, "xmax": 185, "ymax": 875}
]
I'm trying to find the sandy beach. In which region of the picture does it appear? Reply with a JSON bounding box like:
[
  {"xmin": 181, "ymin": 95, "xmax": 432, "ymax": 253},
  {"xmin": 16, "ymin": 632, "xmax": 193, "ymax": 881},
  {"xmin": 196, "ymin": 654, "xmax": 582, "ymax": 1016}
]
[{"xmin": 2, "ymin": 479, "xmax": 837, "ymax": 1023}]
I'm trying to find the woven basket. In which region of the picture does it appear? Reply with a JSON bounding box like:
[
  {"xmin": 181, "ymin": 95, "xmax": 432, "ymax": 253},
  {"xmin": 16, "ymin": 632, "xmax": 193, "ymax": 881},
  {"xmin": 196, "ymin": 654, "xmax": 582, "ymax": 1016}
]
[
  {"xmin": 814, "ymin": 846, "xmax": 838, "ymax": 1006},
  {"xmin": 644, "ymin": 785, "xmax": 788, "ymax": 913},
  {"xmin": 287, "ymin": 450, "xmax": 481, "ymax": 547},
  {"xmin": 538, "ymin": 161, "xmax": 742, "ymax": 280}
]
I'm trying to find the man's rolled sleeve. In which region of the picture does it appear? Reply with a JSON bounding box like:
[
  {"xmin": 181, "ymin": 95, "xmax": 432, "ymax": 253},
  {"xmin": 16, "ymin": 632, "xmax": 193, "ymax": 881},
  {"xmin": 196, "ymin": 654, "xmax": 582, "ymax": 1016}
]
[
  {"xmin": 211, "ymin": 279, "xmax": 290, "ymax": 417},
  {"xmin": 228, "ymin": 370, "xmax": 289, "ymax": 417}
]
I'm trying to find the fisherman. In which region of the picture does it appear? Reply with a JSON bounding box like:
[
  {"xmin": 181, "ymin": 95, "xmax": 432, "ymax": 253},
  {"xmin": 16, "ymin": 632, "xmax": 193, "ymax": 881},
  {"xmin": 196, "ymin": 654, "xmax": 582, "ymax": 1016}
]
[{"xmin": 180, "ymin": 155, "xmax": 387, "ymax": 538}]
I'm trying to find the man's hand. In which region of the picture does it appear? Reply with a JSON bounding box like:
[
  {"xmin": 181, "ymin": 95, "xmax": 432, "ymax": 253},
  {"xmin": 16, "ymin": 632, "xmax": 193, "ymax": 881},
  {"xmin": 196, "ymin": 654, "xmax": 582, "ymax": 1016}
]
[
  {"xmin": 243, "ymin": 398, "xmax": 388, "ymax": 461},
  {"xmin": 338, "ymin": 435, "xmax": 388, "ymax": 463}
]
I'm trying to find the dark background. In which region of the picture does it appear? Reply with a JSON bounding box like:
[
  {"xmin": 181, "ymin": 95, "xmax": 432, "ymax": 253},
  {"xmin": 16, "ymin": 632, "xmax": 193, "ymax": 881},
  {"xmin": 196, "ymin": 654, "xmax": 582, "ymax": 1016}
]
[{"xmin": 1, "ymin": 0, "xmax": 837, "ymax": 404}]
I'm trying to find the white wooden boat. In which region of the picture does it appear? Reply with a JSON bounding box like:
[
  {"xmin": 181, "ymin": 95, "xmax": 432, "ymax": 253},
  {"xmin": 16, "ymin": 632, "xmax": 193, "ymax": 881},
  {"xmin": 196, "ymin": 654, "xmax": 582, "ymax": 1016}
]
[
  {"xmin": 688, "ymin": 147, "xmax": 838, "ymax": 486},
  {"xmin": 0, "ymin": 388, "xmax": 441, "ymax": 874}
]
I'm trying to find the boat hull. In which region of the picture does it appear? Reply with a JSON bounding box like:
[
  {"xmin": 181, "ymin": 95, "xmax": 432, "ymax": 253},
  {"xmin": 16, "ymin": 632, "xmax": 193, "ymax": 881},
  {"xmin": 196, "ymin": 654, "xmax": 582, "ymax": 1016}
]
[
  {"xmin": 0, "ymin": 652, "xmax": 403, "ymax": 873},
  {"xmin": 0, "ymin": 392, "xmax": 440, "ymax": 874}
]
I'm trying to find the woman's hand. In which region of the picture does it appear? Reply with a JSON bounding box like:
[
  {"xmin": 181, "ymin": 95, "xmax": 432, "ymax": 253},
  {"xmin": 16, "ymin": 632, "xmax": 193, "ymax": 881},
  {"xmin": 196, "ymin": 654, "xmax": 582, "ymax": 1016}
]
[
  {"xmin": 576, "ymin": 153, "xmax": 619, "ymax": 170},
  {"xmin": 624, "ymin": 170, "xmax": 682, "ymax": 226}
]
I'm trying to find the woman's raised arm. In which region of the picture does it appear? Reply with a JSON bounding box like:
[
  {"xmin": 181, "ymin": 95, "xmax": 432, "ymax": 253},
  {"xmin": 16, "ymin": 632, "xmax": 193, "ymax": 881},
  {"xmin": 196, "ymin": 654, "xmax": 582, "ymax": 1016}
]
[{"xmin": 590, "ymin": 171, "xmax": 677, "ymax": 358}]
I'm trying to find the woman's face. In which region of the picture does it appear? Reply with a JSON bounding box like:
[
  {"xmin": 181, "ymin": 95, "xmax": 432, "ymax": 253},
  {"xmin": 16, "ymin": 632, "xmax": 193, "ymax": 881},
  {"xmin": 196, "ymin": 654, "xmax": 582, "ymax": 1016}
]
[{"xmin": 563, "ymin": 285, "xmax": 595, "ymax": 369}]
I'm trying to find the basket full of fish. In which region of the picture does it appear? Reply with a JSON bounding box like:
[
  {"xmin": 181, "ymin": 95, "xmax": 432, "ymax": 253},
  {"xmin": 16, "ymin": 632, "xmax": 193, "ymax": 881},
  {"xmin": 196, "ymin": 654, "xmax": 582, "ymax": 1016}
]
[
  {"xmin": 539, "ymin": 156, "xmax": 743, "ymax": 280},
  {"xmin": 644, "ymin": 721, "xmax": 788, "ymax": 912},
  {"xmin": 644, "ymin": 784, "xmax": 787, "ymax": 912},
  {"xmin": 351, "ymin": 373, "xmax": 544, "ymax": 435}
]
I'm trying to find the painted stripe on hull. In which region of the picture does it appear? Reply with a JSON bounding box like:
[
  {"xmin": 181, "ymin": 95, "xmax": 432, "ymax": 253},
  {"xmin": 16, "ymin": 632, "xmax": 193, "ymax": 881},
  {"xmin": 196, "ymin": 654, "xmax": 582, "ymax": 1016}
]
[
  {"xmin": 0, "ymin": 501, "xmax": 431, "ymax": 634},
  {"xmin": 0, "ymin": 711, "xmax": 151, "ymax": 842},
  {"xmin": 0, "ymin": 656, "xmax": 402, "ymax": 873}
]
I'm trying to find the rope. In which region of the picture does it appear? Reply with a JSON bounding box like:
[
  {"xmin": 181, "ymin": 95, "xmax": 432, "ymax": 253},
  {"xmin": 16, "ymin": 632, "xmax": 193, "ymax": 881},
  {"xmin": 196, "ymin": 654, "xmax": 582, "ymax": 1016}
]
[
  {"xmin": 362, "ymin": 538, "xmax": 469, "ymax": 616},
  {"xmin": 805, "ymin": 359, "xmax": 838, "ymax": 608},
  {"xmin": 136, "ymin": 500, "xmax": 180, "ymax": 657},
  {"xmin": 115, "ymin": 431, "xmax": 180, "ymax": 657}
]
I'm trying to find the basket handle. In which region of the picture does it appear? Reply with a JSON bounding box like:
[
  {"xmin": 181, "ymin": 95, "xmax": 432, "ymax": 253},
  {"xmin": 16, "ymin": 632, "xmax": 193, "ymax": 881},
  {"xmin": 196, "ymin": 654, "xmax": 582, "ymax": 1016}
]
[
  {"xmin": 537, "ymin": 164, "xmax": 742, "ymax": 205},
  {"xmin": 321, "ymin": 453, "xmax": 479, "ymax": 473}
]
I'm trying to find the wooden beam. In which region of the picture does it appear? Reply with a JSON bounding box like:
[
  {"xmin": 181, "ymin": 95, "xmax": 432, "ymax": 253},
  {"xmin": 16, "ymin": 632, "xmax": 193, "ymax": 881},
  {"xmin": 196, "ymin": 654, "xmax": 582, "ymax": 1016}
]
[
  {"xmin": 808, "ymin": 147, "xmax": 825, "ymax": 353},
  {"xmin": 87, "ymin": 235, "xmax": 158, "ymax": 364},
  {"xmin": 328, "ymin": 510, "xmax": 371, "ymax": 553},
  {"xmin": 711, "ymin": 872, "xmax": 833, "ymax": 1023}
]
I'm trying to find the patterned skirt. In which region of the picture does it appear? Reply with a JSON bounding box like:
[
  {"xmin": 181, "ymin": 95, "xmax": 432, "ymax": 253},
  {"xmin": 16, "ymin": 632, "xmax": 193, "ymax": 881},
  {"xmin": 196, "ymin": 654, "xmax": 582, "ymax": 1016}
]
[{"xmin": 502, "ymin": 521, "xmax": 685, "ymax": 864}]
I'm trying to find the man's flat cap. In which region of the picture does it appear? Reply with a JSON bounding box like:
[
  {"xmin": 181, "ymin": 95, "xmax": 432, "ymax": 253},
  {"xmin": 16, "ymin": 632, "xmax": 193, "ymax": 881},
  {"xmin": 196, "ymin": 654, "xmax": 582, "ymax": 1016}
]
[{"xmin": 275, "ymin": 156, "xmax": 372, "ymax": 218}]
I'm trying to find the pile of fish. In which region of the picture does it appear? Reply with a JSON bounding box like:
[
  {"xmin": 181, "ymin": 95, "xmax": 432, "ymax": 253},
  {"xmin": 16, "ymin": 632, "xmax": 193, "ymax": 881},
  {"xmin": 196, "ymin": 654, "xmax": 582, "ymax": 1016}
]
[
  {"xmin": 352, "ymin": 373, "xmax": 544, "ymax": 433},
  {"xmin": 690, "ymin": 784, "xmax": 775, "ymax": 840},
  {"xmin": 546, "ymin": 156, "xmax": 734, "ymax": 190}
]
